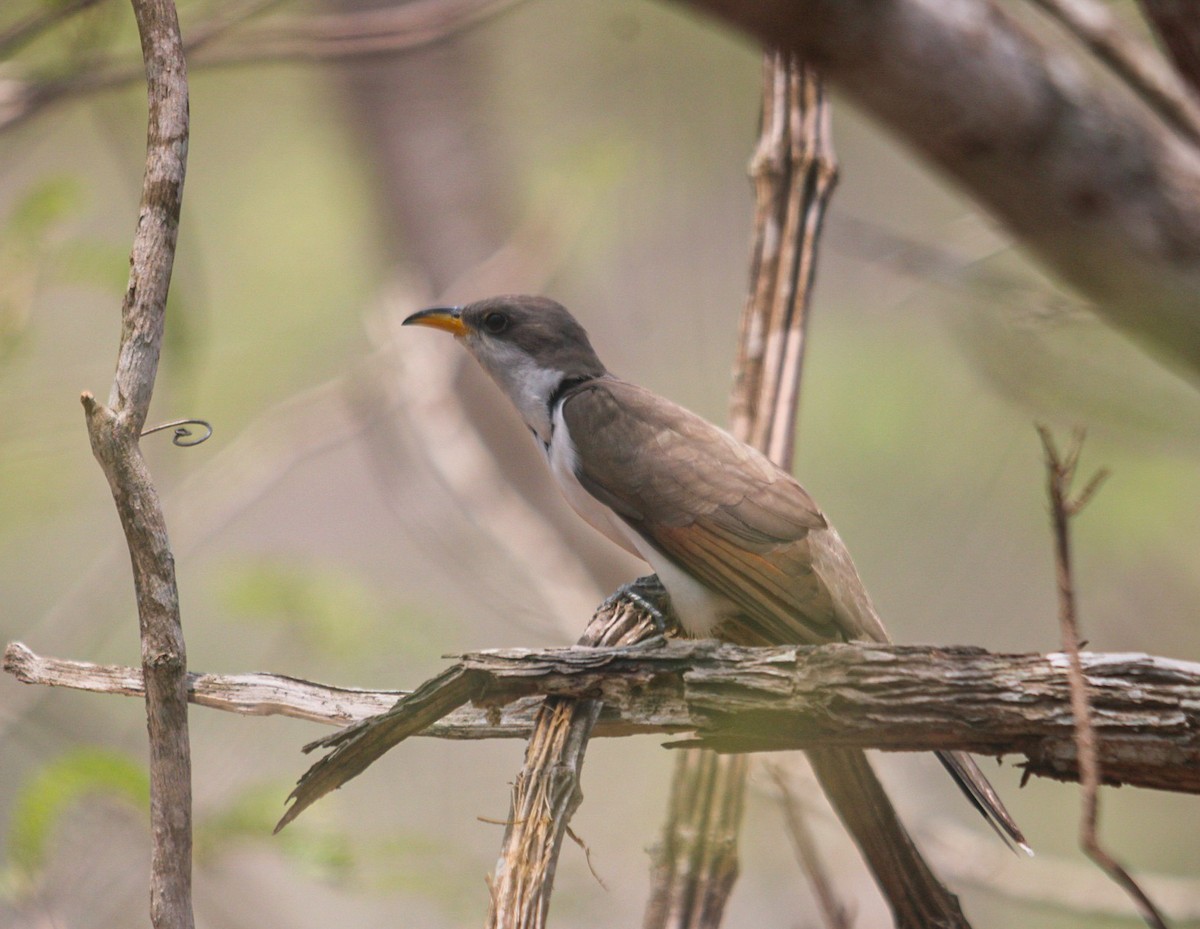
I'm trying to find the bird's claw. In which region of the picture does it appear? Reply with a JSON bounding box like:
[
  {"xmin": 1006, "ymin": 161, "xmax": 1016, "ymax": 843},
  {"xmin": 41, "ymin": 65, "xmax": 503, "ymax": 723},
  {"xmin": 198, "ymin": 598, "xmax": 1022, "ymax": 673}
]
[{"xmin": 601, "ymin": 574, "xmax": 677, "ymax": 635}]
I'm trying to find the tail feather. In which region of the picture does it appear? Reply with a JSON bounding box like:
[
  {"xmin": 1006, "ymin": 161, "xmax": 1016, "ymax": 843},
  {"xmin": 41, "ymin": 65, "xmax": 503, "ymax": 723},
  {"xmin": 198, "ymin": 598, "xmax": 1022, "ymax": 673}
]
[{"xmin": 937, "ymin": 750, "xmax": 1032, "ymax": 855}]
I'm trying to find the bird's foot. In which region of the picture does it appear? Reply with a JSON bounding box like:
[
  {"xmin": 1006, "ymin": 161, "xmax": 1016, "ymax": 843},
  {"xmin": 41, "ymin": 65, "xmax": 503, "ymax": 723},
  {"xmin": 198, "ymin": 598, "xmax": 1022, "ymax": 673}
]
[{"xmin": 601, "ymin": 574, "xmax": 679, "ymax": 636}]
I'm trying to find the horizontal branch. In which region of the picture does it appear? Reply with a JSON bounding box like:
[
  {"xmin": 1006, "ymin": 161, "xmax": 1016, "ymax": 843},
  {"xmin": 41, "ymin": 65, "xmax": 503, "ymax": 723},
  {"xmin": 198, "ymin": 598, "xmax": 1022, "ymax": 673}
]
[
  {"xmin": 8, "ymin": 639, "xmax": 1200, "ymax": 794},
  {"xmin": 2, "ymin": 641, "xmax": 546, "ymax": 737}
]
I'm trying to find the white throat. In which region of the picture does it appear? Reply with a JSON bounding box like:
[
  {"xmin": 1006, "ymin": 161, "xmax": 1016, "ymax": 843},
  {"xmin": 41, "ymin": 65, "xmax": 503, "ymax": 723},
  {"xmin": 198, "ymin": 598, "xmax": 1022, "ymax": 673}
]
[{"xmin": 469, "ymin": 338, "xmax": 566, "ymax": 444}]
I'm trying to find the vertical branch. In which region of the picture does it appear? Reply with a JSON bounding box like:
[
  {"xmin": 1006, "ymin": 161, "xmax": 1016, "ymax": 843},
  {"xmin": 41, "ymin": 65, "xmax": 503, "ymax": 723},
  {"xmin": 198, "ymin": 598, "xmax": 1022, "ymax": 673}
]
[
  {"xmin": 645, "ymin": 51, "xmax": 844, "ymax": 929},
  {"xmin": 80, "ymin": 1, "xmax": 192, "ymax": 928},
  {"xmin": 1037, "ymin": 428, "xmax": 1167, "ymax": 929},
  {"xmin": 766, "ymin": 763, "xmax": 853, "ymax": 929},
  {"xmin": 485, "ymin": 591, "xmax": 668, "ymax": 929}
]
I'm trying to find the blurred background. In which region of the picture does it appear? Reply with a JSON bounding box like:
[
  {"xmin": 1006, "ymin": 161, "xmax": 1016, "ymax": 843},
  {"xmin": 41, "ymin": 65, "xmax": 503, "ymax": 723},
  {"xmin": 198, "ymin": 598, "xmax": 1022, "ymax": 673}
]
[{"xmin": 2, "ymin": 0, "xmax": 1199, "ymax": 926}]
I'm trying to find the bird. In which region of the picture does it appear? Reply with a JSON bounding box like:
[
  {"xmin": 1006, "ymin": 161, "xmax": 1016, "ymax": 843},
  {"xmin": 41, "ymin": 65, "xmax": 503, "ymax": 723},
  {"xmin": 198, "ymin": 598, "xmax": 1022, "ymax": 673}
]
[{"xmin": 401, "ymin": 293, "xmax": 1028, "ymax": 859}]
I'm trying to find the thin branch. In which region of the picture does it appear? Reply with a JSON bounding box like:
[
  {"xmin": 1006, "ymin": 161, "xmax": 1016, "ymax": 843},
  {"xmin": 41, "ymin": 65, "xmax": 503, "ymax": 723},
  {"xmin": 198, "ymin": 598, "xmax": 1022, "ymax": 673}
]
[
  {"xmin": 79, "ymin": 0, "xmax": 192, "ymax": 926},
  {"xmin": 0, "ymin": 0, "xmax": 109, "ymax": 58},
  {"xmin": 765, "ymin": 763, "xmax": 853, "ymax": 929},
  {"xmin": 11, "ymin": 639, "xmax": 1200, "ymax": 792},
  {"xmin": 1026, "ymin": 0, "xmax": 1200, "ymax": 144},
  {"xmin": 1038, "ymin": 427, "xmax": 1168, "ymax": 929},
  {"xmin": 0, "ymin": 0, "xmax": 520, "ymax": 133}
]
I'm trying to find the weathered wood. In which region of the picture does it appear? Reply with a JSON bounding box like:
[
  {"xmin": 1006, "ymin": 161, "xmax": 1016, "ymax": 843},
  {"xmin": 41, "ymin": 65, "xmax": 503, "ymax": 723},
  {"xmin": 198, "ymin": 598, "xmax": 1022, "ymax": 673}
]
[
  {"xmin": 11, "ymin": 639, "xmax": 1198, "ymax": 794},
  {"xmin": 81, "ymin": 0, "xmax": 192, "ymax": 926},
  {"xmin": 484, "ymin": 589, "xmax": 665, "ymax": 929}
]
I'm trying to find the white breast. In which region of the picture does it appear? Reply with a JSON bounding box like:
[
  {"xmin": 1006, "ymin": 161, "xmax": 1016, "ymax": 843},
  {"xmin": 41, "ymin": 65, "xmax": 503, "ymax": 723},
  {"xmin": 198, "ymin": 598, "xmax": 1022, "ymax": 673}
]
[{"xmin": 545, "ymin": 404, "xmax": 727, "ymax": 637}]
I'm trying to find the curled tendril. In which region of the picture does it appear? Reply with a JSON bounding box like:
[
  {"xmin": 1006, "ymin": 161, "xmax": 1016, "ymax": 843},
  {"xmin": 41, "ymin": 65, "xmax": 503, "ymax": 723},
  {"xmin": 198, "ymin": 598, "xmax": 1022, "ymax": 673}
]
[{"xmin": 140, "ymin": 418, "xmax": 213, "ymax": 447}]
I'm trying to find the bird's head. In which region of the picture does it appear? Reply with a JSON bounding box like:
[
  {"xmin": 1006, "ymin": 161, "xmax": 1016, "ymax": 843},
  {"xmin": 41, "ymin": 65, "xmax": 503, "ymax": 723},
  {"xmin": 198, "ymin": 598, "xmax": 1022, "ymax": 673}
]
[{"xmin": 403, "ymin": 295, "xmax": 607, "ymax": 441}]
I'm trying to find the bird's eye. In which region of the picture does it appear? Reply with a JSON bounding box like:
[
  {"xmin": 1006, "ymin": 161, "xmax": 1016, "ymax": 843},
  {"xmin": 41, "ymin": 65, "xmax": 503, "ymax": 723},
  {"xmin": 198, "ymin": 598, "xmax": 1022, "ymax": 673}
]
[{"xmin": 482, "ymin": 311, "xmax": 509, "ymax": 334}]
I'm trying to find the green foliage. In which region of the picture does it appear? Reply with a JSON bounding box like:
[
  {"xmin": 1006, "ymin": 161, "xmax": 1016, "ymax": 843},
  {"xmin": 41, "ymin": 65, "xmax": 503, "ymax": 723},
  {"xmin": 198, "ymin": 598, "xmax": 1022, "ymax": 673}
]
[
  {"xmin": 1, "ymin": 748, "xmax": 148, "ymax": 897},
  {"xmin": 0, "ymin": 176, "xmax": 86, "ymax": 357},
  {"xmin": 196, "ymin": 783, "xmax": 355, "ymax": 880},
  {"xmin": 216, "ymin": 557, "xmax": 387, "ymax": 654},
  {"xmin": 195, "ymin": 783, "xmax": 462, "ymax": 905},
  {"xmin": 6, "ymin": 176, "xmax": 83, "ymax": 240}
]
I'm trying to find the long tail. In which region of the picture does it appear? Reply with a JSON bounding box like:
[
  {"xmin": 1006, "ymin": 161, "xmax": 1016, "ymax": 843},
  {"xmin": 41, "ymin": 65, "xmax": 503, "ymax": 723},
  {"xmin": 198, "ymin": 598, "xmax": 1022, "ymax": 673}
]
[
  {"xmin": 937, "ymin": 750, "xmax": 1032, "ymax": 854},
  {"xmin": 807, "ymin": 747, "xmax": 969, "ymax": 928}
]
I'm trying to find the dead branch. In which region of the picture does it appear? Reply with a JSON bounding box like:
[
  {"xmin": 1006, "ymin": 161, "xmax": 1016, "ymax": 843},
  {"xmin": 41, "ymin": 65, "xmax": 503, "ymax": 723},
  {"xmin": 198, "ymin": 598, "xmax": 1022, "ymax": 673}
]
[
  {"xmin": 485, "ymin": 597, "xmax": 663, "ymax": 929},
  {"xmin": 15, "ymin": 639, "xmax": 1199, "ymax": 795},
  {"xmin": 1028, "ymin": 0, "xmax": 1200, "ymax": 144},
  {"xmin": 766, "ymin": 763, "xmax": 853, "ymax": 929},
  {"xmin": 0, "ymin": 0, "xmax": 519, "ymax": 133},
  {"xmin": 1038, "ymin": 428, "xmax": 1168, "ymax": 929},
  {"xmin": 642, "ymin": 750, "xmax": 749, "ymax": 929},
  {"xmin": 80, "ymin": 0, "xmax": 193, "ymax": 925},
  {"xmin": 678, "ymin": 0, "xmax": 1200, "ymax": 379},
  {"xmin": 0, "ymin": 0, "xmax": 108, "ymax": 58}
]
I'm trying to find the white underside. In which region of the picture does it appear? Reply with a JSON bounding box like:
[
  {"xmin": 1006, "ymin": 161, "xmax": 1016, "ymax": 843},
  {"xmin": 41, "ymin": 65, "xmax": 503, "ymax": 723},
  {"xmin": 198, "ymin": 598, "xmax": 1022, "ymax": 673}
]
[{"xmin": 546, "ymin": 405, "xmax": 726, "ymax": 637}]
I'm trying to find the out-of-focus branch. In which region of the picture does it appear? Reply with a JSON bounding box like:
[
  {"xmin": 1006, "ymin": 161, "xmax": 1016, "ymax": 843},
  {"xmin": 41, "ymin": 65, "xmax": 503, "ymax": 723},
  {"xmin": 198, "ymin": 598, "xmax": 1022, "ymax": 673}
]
[
  {"xmin": 766, "ymin": 763, "xmax": 853, "ymax": 929},
  {"xmin": 0, "ymin": 0, "xmax": 520, "ymax": 133},
  {"xmin": 0, "ymin": 0, "xmax": 109, "ymax": 58},
  {"xmin": 80, "ymin": 0, "xmax": 192, "ymax": 925},
  {"xmin": 1027, "ymin": 0, "xmax": 1200, "ymax": 144},
  {"xmin": 13, "ymin": 640, "xmax": 1200, "ymax": 794},
  {"xmin": 678, "ymin": 0, "xmax": 1200, "ymax": 380},
  {"xmin": 1139, "ymin": 1, "xmax": 1200, "ymax": 95},
  {"xmin": 1038, "ymin": 429, "xmax": 1168, "ymax": 929}
]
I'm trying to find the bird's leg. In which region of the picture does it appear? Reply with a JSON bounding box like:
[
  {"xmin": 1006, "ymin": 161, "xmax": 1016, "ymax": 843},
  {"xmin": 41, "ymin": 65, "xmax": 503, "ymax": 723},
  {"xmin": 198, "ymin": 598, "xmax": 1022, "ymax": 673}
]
[{"xmin": 601, "ymin": 574, "xmax": 680, "ymax": 636}]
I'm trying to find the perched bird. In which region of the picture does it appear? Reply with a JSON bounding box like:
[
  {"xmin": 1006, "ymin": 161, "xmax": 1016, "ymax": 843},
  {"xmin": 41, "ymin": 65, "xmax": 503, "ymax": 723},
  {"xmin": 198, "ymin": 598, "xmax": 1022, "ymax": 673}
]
[{"xmin": 402, "ymin": 294, "xmax": 1027, "ymax": 859}]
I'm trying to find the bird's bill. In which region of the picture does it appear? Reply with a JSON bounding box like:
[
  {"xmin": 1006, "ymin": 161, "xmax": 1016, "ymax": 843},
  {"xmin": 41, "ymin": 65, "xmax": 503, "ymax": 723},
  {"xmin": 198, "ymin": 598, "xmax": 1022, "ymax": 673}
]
[{"xmin": 402, "ymin": 306, "xmax": 467, "ymax": 336}]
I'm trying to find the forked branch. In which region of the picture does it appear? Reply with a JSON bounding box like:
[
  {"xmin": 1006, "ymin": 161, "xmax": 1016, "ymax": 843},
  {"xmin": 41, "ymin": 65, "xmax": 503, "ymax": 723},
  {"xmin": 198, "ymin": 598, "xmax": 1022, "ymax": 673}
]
[{"xmin": 1038, "ymin": 427, "xmax": 1168, "ymax": 929}]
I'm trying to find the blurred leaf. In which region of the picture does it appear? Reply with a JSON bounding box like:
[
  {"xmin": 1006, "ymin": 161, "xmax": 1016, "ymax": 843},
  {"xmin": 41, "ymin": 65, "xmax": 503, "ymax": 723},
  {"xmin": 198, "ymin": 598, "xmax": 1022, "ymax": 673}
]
[
  {"xmin": 196, "ymin": 782, "xmax": 457, "ymax": 899},
  {"xmin": 1, "ymin": 748, "xmax": 148, "ymax": 894},
  {"xmin": 196, "ymin": 783, "xmax": 355, "ymax": 880},
  {"xmin": 927, "ymin": 249, "xmax": 1200, "ymax": 443},
  {"xmin": 6, "ymin": 176, "xmax": 84, "ymax": 241},
  {"xmin": 53, "ymin": 238, "xmax": 128, "ymax": 292},
  {"xmin": 0, "ymin": 176, "xmax": 87, "ymax": 356},
  {"xmin": 216, "ymin": 557, "xmax": 386, "ymax": 653}
]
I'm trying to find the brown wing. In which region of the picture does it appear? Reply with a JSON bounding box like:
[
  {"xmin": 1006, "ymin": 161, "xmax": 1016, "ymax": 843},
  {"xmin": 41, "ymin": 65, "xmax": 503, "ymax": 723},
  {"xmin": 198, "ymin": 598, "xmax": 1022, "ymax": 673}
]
[{"xmin": 562, "ymin": 378, "xmax": 851, "ymax": 644}]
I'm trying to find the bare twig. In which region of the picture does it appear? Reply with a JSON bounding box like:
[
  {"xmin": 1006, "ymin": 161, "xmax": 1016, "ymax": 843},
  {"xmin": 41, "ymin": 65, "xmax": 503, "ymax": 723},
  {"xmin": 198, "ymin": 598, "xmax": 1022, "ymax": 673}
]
[
  {"xmin": 1038, "ymin": 427, "xmax": 1168, "ymax": 929},
  {"xmin": 1027, "ymin": 0, "xmax": 1200, "ymax": 144},
  {"xmin": 642, "ymin": 750, "xmax": 749, "ymax": 929},
  {"xmin": 0, "ymin": 0, "xmax": 109, "ymax": 58},
  {"xmin": 8, "ymin": 639, "xmax": 1200, "ymax": 793},
  {"xmin": 77, "ymin": 0, "xmax": 192, "ymax": 926},
  {"xmin": 735, "ymin": 49, "xmax": 975, "ymax": 929},
  {"xmin": 766, "ymin": 763, "xmax": 853, "ymax": 929},
  {"xmin": 0, "ymin": 0, "xmax": 520, "ymax": 133}
]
